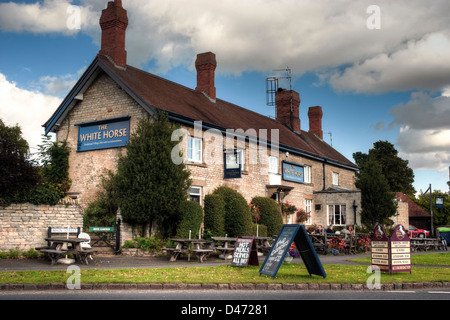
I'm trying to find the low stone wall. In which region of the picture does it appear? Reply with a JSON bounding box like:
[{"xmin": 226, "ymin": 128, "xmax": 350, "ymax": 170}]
[{"xmin": 0, "ymin": 203, "xmax": 83, "ymax": 251}]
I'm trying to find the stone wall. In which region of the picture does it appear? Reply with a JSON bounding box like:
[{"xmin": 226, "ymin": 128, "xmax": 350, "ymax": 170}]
[{"xmin": 0, "ymin": 203, "xmax": 83, "ymax": 251}]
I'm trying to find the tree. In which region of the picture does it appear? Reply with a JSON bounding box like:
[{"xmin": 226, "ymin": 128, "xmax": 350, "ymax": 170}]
[
  {"xmin": 355, "ymin": 158, "xmax": 398, "ymax": 229},
  {"xmin": 414, "ymin": 191, "xmax": 450, "ymax": 227},
  {"xmin": 114, "ymin": 111, "xmax": 191, "ymax": 237},
  {"xmin": 0, "ymin": 120, "xmax": 39, "ymax": 204},
  {"xmin": 354, "ymin": 141, "xmax": 415, "ymax": 195}
]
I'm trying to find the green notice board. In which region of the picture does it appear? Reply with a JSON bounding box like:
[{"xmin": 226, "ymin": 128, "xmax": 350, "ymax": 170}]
[{"xmin": 259, "ymin": 224, "xmax": 326, "ymax": 279}]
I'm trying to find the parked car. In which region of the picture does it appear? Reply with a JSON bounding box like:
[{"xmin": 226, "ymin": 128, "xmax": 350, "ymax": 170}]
[{"xmin": 409, "ymin": 225, "xmax": 430, "ymax": 238}]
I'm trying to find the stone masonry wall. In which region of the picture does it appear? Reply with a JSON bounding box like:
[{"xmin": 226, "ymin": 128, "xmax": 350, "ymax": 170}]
[{"xmin": 0, "ymin": 203, "xmax": 83, "ymax": 251}]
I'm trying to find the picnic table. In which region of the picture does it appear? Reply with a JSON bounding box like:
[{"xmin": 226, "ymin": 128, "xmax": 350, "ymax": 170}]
[
  {"xmin": 210, "ymin": 237, "xmax": 237, "ymax": 259},
  {"xmin": 308, "ymin": 232, "xmax": 358, "ymax": 255},
  {"xmin": 410, "ymin": 237, "xmax": 447, "ymax": 251},
  {"xmin": 165, "ymin": 238, "xmax": 213, "ymax": 263},
  {"xmin": 38, "ymin": 237, "xmax": 97, "ymax": 265},
  {"xmin": 254, "ymin": 236, "xmax": 273, "ymax": 255}
]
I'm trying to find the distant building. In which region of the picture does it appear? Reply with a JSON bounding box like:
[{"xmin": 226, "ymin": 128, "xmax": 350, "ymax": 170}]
[
  {"xmin": 395, "ymin": 193, "xmax": 431, "ymax": 230},
  {"xmin": 44, "ymin": 0, "xmax": 361, "ymax": 229}
]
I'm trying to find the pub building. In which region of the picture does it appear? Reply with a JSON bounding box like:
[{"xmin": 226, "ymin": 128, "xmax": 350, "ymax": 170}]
[{"xmin": 44, "ymin": 0, "xmax": 361, "ymax": 230}]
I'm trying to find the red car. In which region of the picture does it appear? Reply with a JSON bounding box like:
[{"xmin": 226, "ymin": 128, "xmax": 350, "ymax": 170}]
[{"xmin": 409, "ymin": 225, "xmax": 430, "ymax": 238}]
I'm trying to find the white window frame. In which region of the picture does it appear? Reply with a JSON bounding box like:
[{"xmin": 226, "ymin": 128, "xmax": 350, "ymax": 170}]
[
  {"xmin": 188, "ymin": 136, "xmax": 202, "ymax": 163},
  {"xmin": 305, "ymin": 199, "xmax": 312, "ymax": 225},
  {"xmin": 189, "ymin": 186, "xmax": 202, "ymax": 205},
  {"xmin": 327, "ymin": 204, "xmax": 346, "ymax": 226},
  {"xmin": 332, "ymin": 172, "xmax": 339, "ymax": 186},
  {"xmin": 304, "ymin": 165, "xmax": 311, "ymax": 183},
  {"xmin": 269, "ymin": 156, "xmax": 278, "ymax": 174}
]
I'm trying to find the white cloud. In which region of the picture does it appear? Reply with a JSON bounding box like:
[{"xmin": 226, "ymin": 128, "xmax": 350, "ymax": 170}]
[
  {"xmin": 329, "ymin": 32, "xmax": 450, "ymax": 94},
  {"xmin": 0, "ymin": 73, "xmax": 61, "ymax": 153},
  {"xmin": 0, "ymin": 0, "xmax": 98, "ymax": 34},
  {"xmin": 32, "ymin": 67, "xmax": 86, "ymax": 97},
  {"xmin": 392, "ymin": 92, "xmax": 450, "ymax": 171}
]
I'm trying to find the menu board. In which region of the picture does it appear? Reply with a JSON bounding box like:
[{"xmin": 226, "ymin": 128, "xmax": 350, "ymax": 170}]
[
  {"xmin": 231, "ymin": 237, "xmax": 259, "ymax": 267},
  {"xmin": 259, "ymin": 224, "xmax": 326, "ymax": 279},
  {"xmin": 371, "ymin": 224, "xmax": 411, "ymax": 275},
  {"xmin": 371, "ymin": 224, "xmax": 390, "ymax": 272},
  {"xmin": 390, "ymin": 224, "xmax": 411, "ymax": 274},
  {"xmin": 259, "ymin": 225, "xmax": 298, "ymax": 278}
]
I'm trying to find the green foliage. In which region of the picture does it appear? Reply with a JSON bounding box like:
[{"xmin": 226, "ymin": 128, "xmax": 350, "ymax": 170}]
[
  {"xmin": 121, "ymin": 237, "xmax": 165, "ymax": 252},
  {"xmin": 354, "ymin": 140, "xmax": 415, "ymax": 195},
  {"xmin": 0, "ymin": 120, "xmax": 40, "ymax": 204},
  {"xmin": 210, "ymin": 186, "xmax": 252, "ymax": 237},
  {"xmin": 0, "ymin": 126, "xmax": 71, "ymax": 206},
  {"xmin": 413, "ymin": 191, "xmax": 450, "ymax": 227},
  {"xmin": 203, "ymin": 194, "xmax": 226, "ymax": 236},
  {"xmin": 84, "ymin": 170, "xmax": 118, "ymax": 227},
  {"xmin": 251, "ymin": 223, "xmax": 267, "ymax": 237},
  {"xmin": 114, "ymin": 111, "xmax": 191, "ymax": 237},
  {"xmin": 251, "ymin": 197, "xmax": 283, "ymax": 236},
  {"xmin": 175, "ymin": 201, "xmax": 204, "ymax": 238},
  {"xmin": 355, "ymin": 158, "xmax": 398, "ymax": 229}
]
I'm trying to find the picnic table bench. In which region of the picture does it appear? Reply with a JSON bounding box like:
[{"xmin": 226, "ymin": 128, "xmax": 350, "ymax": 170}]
[
  {"xmin": 39, "ymin": 237, "xmax": 98, "ymax": 265},
  {"xmin": 165, "ymin": 239, "xmax": 213, "ymax": 263}
]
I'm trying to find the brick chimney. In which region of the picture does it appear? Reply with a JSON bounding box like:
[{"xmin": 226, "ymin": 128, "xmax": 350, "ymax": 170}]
[
  {"xmin": 195, "ymin": 52, "xmax": 217, "ymax": 101},
  {"xmin": 275, "ymin": 89, "xmax": 301, "ymax": 133},
  {"xmin": 308, "ymin": 106, "xmax": 323, "ymax": 139},
  {"xmin": 99, "ymin": 0, "xmax": 128, "ymax": 68}
]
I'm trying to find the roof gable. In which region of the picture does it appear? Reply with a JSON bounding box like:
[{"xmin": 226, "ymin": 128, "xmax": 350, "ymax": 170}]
[{"xmin": 44, "ymin": 56, "xmax": 358, "ymax": 170}]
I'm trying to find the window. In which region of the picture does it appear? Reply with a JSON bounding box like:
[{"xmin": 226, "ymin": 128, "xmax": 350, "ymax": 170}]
[
  {"xmin": 305, "ymin": 199, "xmax": 312, "ymax": 225},
  {"xmin": 189, "ymin": 186, "xmax": 202, "ymax": 204},
  {"xmin": 188, "ymin": 136, "xmax": 202, "ymax": 163},
  {"xmin": 332, "ymin": 172, "xmax": 339, "ymax": 185},
  {"xmin": 237, "ymin": 148, "xmax": 245, "ymax": 171},
  {"xmin": 304, "ymin": 165, "xmax": 311, "ymax": 183},
  {"xmin": 328, "ymin": 204, "xmax": 346, "ymax": 226},
  {"xmin": 269, "ymin": 156, "xmax": 278, "ymax": 174}
]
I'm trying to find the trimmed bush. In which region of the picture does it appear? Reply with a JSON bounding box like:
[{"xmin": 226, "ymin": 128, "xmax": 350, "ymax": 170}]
[
  {"xmin": 203, "ymin": 194, "xmax": 226, "ymax": 236},
  {"xmin": 175, "ymin": 201, "xmax": 204, "ymax": 238},
  {"xmin": 250, "ymin": 196, "xmax": 283, "ymax": 237},
  {"xmin": 251, "ymin": 223, "xmax": 268, "ymax": 237},
  {"xmin": 212, "ymin": 186, "xmax": 252, "ymax": 237}
]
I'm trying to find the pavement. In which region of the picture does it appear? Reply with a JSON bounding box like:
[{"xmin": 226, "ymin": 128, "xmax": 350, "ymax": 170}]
[{"xmin": 0, "ymin": 252, "xmax": 369, "ymax": 272}]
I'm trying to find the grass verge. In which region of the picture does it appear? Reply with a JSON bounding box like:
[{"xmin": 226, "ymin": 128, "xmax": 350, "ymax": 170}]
[{"xmin": 0, "ymin": 263, "xmax": 449, "ymax": 285}]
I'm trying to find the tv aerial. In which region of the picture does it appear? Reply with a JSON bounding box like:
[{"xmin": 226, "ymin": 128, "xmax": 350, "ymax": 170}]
[{"xmin": 266, "ymin": 68, "xmax": 292, "ymax": 117}]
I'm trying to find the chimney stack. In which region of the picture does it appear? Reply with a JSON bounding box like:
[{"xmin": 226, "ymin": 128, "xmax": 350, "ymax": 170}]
[
  {"xmin": 308, "ymin": 106, "xmax": 323, "ymax": 139},
  {"xmin": 195, "ymin": 52, "xmax": 217, "ymax": 101},
  {"xmin": 275, "ymin": 89, "xmax": 301, "ymax": 133},
  {"xmin": 99, "ymin": 0, "xmax": 128, "ymax": 68}
]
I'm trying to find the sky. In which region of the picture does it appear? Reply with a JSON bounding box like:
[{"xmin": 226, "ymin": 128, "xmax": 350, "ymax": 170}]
[{"xmin": 0, "ymin": 0, "xmax": 449, "ymax": 196}]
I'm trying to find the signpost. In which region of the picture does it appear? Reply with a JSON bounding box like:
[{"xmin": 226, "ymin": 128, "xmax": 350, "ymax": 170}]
[
  {"xmin": 259, "ymin": 224, "xmax": 326, "ymax": 279},
  {"xmin": 371, "ymin": 224, "xmax": 390, "ymax": 273},
  {"xmin": 231, "ymin": 237, "xmax": 259, "ymax": 267},
  {"xmin": 371, "ymin": 224, "xmax": 411, "ymax": 275}
]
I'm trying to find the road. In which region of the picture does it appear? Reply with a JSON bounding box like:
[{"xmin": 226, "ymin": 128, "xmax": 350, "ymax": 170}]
[{"xmin": 1, "ymin": 288, "xmax": 449, "ymax": 300}]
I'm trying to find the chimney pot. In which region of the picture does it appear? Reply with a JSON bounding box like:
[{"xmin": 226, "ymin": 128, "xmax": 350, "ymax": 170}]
[
  {"xmin": 308, "ymin": 106, "xmax": 323, "ymax": 139},
  {"xmin": 99, "ymin": 0, "xmax": 128, "ymax": 68},
  {"xmin": 195, "ymin": 52, "xmax": 217, "ymax": 101},
  {"xmin": 275, "ymin": 89, "xmax": 301, "ymax": 133}
]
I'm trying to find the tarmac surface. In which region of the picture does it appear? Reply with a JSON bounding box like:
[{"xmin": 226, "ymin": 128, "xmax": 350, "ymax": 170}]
[{"xmin": 0, "ymin": 251, "xmax": 446, "ymax": 272}]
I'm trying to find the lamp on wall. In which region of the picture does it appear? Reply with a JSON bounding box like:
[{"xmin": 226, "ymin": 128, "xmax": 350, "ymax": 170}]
[{"xmin": 352, "ymin": 200, "xmax": 358, "ymax": 229}]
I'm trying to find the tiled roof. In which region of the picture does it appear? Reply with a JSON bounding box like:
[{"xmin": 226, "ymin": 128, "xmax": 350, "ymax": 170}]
[
  {"xmin": 99, "ymin": 57, "xmax": 358, "ymax": 170},
  {"xmin": 395, "ymin": 192, "xmax": 431, "ymax": 218}
]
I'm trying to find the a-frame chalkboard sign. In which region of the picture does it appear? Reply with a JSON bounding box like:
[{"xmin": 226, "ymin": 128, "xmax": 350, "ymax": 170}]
[
  {"xmin": 259, "ymin": 224, "xmax": 327, "ymax": 279},
  {"xmin": 231, "ymin": 236, "xmax": 259, "ymax": 267}
]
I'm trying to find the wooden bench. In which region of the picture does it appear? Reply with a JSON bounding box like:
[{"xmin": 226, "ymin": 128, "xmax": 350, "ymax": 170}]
[
  {"xmin": 191, "ymin": 249, "xmax": 213, "ymax": 263},
  {"xmin": 39, "ymin": 249, "xmax": 68, "ymax": 265},
  {"xmin": 76, "ymin": 249, "xmax": 98, "ymax": 265},
  {"xmin": 164, "ymin": 247, "xmax": 189, "ymax": 262}
]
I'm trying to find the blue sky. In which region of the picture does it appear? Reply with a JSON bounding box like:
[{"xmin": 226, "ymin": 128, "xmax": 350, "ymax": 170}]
[{"xmin": 0, "ymin": 0, "xmax": 449, "ymax": 195}]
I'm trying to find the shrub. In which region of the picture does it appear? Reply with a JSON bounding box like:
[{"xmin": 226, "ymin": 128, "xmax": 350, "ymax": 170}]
[
  {"xmin": 212, "ymin": 186, "xmax": 252, "ymax": 237},
  {"xmin": 121, "ymin": 236, "xmax": 165, "ymax": 252},
  {"xmin": 251, "ymin": 223, "xmax": 267, "ymax": 237},
  {"xmin": 203, "ymin": 194, "xmax": 226, "ymax": 236},
  {"xmin": 250, "ymin": 197, "xmax": 283, "ymax": 237},
  {"xmin": 175, "ymin": 201, "xmax": 204, "ymax": 238}
]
